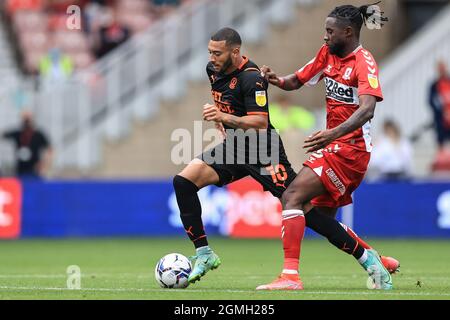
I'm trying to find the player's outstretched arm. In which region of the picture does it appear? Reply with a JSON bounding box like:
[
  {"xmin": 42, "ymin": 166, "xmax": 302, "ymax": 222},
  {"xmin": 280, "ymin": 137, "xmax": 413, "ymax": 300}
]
[
  {"xmin": 332, "ymin": 95, "xmax": 376, "ymax": 137},
  {"xmin": 260, "ymin": 65, "xmax": 302, "ymax": 91},
  {"xmin": 203, "ymin": 104, "xmax": 268, "ymax": 130},
  {"xmin": 303, "ymin": 95, "xmax": 376, "ymax": 152}
]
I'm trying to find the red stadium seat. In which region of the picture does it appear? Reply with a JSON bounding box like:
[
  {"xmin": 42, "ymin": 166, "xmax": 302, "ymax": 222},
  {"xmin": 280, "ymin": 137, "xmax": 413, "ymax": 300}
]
[
  {"xmin": 8, "ymin": 0, "xmax": 181, "ymax": 74},
  {"xmin": 47, "ymin": 13, "xmax": 68, "ymax": 30},
  {"xmin": 6, "ymin": 0, "xmax": 43, "ymax": 14}
]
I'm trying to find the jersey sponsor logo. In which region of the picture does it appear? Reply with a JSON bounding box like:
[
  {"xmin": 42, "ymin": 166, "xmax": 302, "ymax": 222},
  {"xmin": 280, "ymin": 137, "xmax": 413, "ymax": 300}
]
[
  {"xmin": 368, "ymin": 74, "xmax": 379, "ymax": 89},
  {"xmin": 211, "ymin": 90, "xmax": 234, "ymax": 113},
  {"xmin": 255, "ymin": 91, "xmax": 267, "ymax": 107},
  {"xmin": 229, "ymin": 77, "xmax": 238, "ymax": 89},
  {"xmin": 324, "ymin": 77, "xmax": 358, "ymax": 104},
  {"xmin": 313, "ymin": 166, "xmax": 323, "ymax": 177},
  {"xmin": 325, "ymin": 168, "xmax": 346, "ymax": 195}
]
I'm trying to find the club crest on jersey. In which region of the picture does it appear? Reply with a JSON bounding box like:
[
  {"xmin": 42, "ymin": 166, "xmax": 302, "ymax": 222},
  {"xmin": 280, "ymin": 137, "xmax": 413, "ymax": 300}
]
[
  {"xmin": 255, "ymin": 91, "xmax": 267, "ymax": 107},
  {"xmin": 343, "ymin": 67, "xmax": 353, "ymax": 80},
  {"xmin": 368, "ymin": 74, "xmax": 379, "ymax": 89},
  {"xmin": 229, "ymin": 77, "xmax": 238, "ymax": 89}
]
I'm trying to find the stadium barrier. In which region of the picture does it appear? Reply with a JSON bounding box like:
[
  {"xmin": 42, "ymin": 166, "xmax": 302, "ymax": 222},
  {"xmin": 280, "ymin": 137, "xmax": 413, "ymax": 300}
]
[{"xmin": 0, "ymin": 178, "xmax": 449, "ymax": 238}]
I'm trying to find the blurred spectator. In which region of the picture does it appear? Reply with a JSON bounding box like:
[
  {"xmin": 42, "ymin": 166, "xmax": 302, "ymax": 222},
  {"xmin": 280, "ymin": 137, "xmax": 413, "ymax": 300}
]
[
  {"xmin": 39, "ymin": 47, "xmax": 73, "ymax": 87},
  {"xmin": 95, "ymin": 7, "xmax": 130, "ymax": 58},
  {"xmin": 2, "ymin": 111, "xmax": 52, "ymax": 179},
  {"xmin": 269, "ymin": 95, "xmax": 315, "ymax": 133},
  {"xmin": 83, "ymin": 1, "xmax": 111, "ymax": 36},
  {"xmin": 428, "ymin": 60, "xmax": 450, "ymax": 150},
  {"xmin": 369, "ymin": 119, "xmax": 413, "ymax": 181}
]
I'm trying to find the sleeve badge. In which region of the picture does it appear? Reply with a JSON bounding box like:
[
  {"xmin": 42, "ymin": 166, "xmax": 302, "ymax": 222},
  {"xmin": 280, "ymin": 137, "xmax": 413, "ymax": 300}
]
[
  {"xmin": 255, "ymin": 91, "xmax": 267, "ymax": 107},
  {"xmin": 368, "ymin": 74, "xmax": 379, "ymax": 89}
]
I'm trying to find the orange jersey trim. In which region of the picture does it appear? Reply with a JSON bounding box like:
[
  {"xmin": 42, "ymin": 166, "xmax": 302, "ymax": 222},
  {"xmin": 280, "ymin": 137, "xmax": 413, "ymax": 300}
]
[
  {"xmin": 238, "ymin": 56, "xmax": 249, "ymax": 70},
  {"xmin": 247, "ymin": 111, "xmax": 268, "ymax": 115}
]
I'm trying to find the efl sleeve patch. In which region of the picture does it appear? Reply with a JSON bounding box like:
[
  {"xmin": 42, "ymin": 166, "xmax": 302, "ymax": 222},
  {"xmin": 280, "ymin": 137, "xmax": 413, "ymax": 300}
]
[
  {"xmin": 368, "ymin": 74, "xmax": 379, "ymax": 89},
  {"xmin": 255, "ymin": 91, "xmax": 267, "ymax": 107}
]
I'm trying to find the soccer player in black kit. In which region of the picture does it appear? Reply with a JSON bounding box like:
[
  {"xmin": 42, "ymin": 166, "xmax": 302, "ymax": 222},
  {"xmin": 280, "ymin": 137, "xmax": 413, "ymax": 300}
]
[{"xmin": 173, "ymin": 27, "xmax": 297, "ymax": 283}]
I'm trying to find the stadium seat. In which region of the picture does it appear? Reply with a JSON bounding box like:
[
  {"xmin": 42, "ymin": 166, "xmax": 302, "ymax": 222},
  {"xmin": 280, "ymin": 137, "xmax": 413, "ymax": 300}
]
[
  {"xmin": 5, "ymin": 0, "xmax": 183, "ymax": 75},
  {"xmin": 6, "ymin": 0, "xmax": 43, "ymax": 15}
]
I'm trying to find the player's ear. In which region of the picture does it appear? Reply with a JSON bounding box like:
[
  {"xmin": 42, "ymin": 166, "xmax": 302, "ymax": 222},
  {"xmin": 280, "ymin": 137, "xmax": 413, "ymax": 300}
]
[
  {"xmin": 232, "ymin": 46, "xmax": 240, "ymax": 57},
  {"xmin": 345, "ymin": 26, "xmax": 354, "ymax": 38}
]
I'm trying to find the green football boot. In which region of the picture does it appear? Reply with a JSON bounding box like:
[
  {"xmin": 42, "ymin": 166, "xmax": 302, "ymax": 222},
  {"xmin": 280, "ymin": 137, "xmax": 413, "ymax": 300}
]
[
  {"xmin": 188, "ymin": 247, "xmax": 221, "ymax": 283},
  {"xmin": 362, "ymin": 249, "xmax": 393, "ymax": 290}
]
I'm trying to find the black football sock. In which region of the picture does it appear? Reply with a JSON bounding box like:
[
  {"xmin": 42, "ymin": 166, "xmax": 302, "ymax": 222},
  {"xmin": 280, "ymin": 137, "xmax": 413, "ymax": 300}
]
[
  {"xmin": 305, "ymin": 207, "xmax": 365, "ymax": 259},
  {"xmin": 173, "ymin": 175, "xmax": 208, "ymax": 249}
]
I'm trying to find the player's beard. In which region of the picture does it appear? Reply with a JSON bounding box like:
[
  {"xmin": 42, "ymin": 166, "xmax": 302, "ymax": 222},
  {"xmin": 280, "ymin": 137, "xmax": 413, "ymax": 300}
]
[
  {"xmin": 220, "ymin": 55, "xmax": 233, "ymax": 74},
  {"xmin": 328, "ymin": 41, "xmax": 346, "ymax": 57}
]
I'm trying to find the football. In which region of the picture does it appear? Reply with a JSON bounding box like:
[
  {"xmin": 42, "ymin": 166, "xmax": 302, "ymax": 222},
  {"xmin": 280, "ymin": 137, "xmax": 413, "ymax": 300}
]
[{"xmin": 154, "ymin": 253, "xmax": 192, "ymax": 288}]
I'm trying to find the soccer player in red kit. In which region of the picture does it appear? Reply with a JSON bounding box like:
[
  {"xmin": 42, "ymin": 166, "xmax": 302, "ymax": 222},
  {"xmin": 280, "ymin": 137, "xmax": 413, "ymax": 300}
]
[{"xmin": 257, "ymin": 3, "xmax": 396, "ymax": 290}]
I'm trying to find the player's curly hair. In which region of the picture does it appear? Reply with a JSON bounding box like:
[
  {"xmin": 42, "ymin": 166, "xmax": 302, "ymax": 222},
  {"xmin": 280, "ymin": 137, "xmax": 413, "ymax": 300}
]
[{"xmin": 328, "ymin": 1, "xmax": 388, "ymax": 34}]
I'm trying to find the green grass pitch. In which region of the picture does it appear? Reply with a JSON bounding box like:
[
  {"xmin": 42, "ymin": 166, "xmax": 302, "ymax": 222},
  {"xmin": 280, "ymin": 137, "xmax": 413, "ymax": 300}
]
[{"xmin": 0, "ymin": 237, "xmax": 449, "ymax": 300}]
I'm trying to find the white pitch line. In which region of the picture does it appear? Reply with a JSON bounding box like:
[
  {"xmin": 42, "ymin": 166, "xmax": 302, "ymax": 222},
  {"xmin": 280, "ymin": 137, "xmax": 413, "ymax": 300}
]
[{"xmin": 0, "ymin": 286, "xmax": 449, "ymax": 297}]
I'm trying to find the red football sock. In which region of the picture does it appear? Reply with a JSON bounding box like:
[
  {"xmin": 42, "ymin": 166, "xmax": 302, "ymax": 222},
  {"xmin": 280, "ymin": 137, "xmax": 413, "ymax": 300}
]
[
  {"xmin": 281, "ymin": 209, "xmax": 305, "ymax": 273},
  {"xmin": 339, "ymin": 222, "xmax": 371, "ymax": 250}
]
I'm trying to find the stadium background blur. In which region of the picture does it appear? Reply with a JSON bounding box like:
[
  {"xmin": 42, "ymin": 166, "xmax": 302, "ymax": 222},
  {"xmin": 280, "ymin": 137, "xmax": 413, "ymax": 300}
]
[{"xmin": 0, "ymin": 0, "xmax": 450, "ymax": 300}]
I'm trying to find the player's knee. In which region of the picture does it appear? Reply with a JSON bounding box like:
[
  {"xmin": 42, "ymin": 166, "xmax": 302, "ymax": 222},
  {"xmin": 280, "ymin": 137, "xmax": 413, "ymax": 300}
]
[
  {"xmin": 173, "ymin": 175, "xmax": 199, "ymax": 195},
  {"xmin": 281, "ymin": 189, "xmax": 303, "ymax": 209}
]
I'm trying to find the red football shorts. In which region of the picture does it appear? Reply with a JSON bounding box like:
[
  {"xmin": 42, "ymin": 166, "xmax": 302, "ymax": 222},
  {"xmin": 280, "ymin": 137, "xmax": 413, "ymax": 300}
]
[{"xmin": 303, "ymin": 142, "xmax": 370, "ymax": 208}]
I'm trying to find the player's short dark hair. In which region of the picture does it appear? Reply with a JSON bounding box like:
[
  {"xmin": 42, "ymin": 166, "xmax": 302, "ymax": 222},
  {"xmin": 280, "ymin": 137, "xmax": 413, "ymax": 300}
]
[
  {"xmin": 211, "ymin": 27, "xmax": 242, "ymax": 47},
  {"xmin": 328, "ymin": 1, "xmax": 388, "ymax": 35}
]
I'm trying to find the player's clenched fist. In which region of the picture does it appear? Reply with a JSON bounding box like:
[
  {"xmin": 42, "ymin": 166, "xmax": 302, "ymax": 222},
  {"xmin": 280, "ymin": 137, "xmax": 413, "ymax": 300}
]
[
  {"xmin": 203, "ymin": 103, "xmax": 223, "ymax": 122},
  {"xmin": 260, "ymin": 65, "xmax": 281, "ymax": 86}
]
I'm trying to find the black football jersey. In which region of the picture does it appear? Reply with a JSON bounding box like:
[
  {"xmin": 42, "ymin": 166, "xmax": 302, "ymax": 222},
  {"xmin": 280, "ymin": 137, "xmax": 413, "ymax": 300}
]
[
  {"xmin": 205, "ymin": 57, "xmax": 289, "ymax": 164},
  {"xmin": 206, "ymin": 56, "xmax": 275, "ymax": 130}
]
